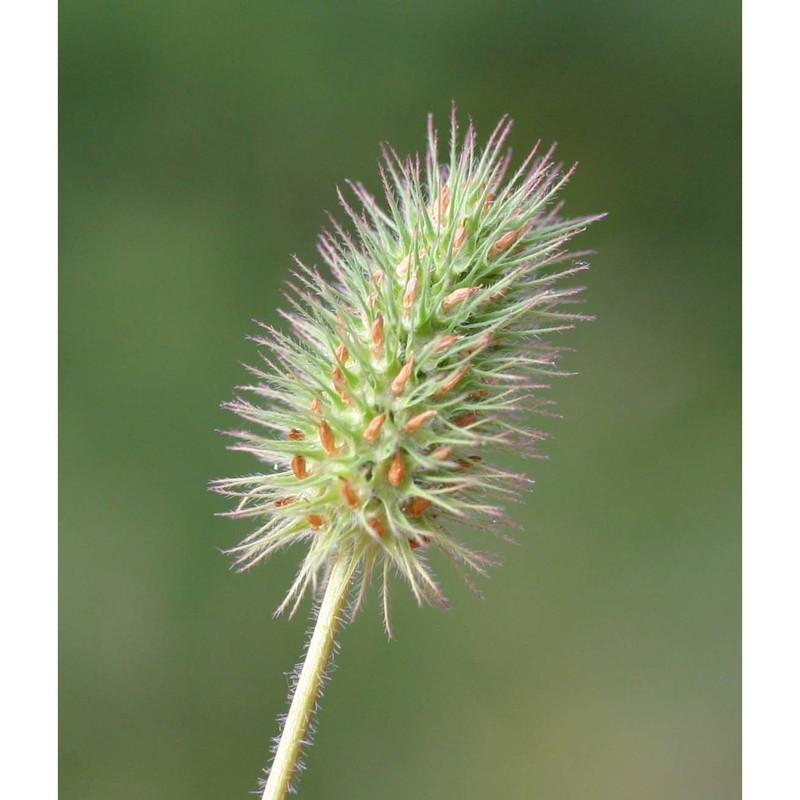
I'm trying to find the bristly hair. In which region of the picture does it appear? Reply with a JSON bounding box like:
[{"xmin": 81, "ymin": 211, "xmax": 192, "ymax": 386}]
[{"xmin": 212, "ymin": 109, "xmax": 603, "ymax": 636}]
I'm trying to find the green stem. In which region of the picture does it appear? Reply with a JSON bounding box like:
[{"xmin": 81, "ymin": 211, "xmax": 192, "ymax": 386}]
[{"xmin": 261, "ymin": 555, "xmax": 352, "ymax": 800}]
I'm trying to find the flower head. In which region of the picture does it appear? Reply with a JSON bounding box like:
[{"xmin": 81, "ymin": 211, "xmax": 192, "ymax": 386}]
[{"xmin": 213, "ymin": 112, "xmax": 601, "ymax": 634}]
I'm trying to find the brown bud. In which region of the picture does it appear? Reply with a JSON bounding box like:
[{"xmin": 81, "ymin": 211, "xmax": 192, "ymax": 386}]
[
  {"xmin": 442, "ymin": 286, "xmax": 480, "ymax": 312},
  {"xmin": 340, "ymin": 478, "xmax": 359, "ymax": 508},
  {"xmin": 431, "ymin": 445, "xmax": 453, "ymax": 461},
  {"xmin": 434, "ymin": 365, "xmax": 471, "ymax": 397},
  {"xmin": 398, "ymin": 248, "xmax": 427, "ymax": 277},
  {"xmin": 335, "ymin": 343, "xmax": 349, "ymax": 363},
  {"xmin": 368, "ymin": 516, "xmax": 385, "ymax": 539},
  {"xmin": 310, "ymin": 397, "xmax": 323, "ymax": 415},
  {"xmin": 489, "ymin": 227, "xmax": 523, "ymax": 259},
  {"xmin": 438, "ymin": 185, "xmax": 450, "ymax": 220},
  {"xmin": 388, "ymin": 451, "xmax": 406, "ymax": 488},
  {"xmin": 291, "ymin": 455, "xmax": 308, "ymax": 479},
  {"xmin": 372, "ymin": 268, "xmax": 384, "ymax": 285},
  {"xmin": 433, "ymin": 334, "xmax": 462, "ymax": 352},
  {"xmin": 288, "ymin": 428, "xmax": 305, "ymax": 441},
  {"xmin": 391, "ymin": 354, "xmax": 415, "ymax": 395},
  {"xmin": 452, "ymin": 223, "xmax": 467, "ymax": 253},
  {"xmin": 274, "ymin": 496, "xmax": 295, "ymax": 507},
  {"xmin": 410, "ymin": 534, "xmax": 431, "ymax": 549},
  {"xmin": 363, "ymin": 412, "xmax": 386, "ymax": 443},
  {"xmin": 319, "ymin": 420, "xmax": 337, "ymax": 457},
  {"xmin": 307, "ymin": 514, "xmax": 324, "ymax": 530},
  {"xmin": 463, "ymin": 332, "xmax": 493, "ymax": 357},
  {"xmin": 371, "ymin": 313, "xmax": 384, "ymax": 359},
  {"xmin": 331, "ymin": 365, "xmax": 352, "ymax": 405},
  {"xmin": 405, "ymin": 497, "xmax": 432, "ymax": 518},
  {"xmin": 483, "ymin": 191, "xmax": 496, "ymax": 212},
  {"xmin": 402, "ymin": 273, "xmax": 419, "ymax": 312},
  {"xmin": 454, "ymin": 411, "xmax": 478, "ymax": 428},
  {"xmin": 403, "ymin": 409, "xmax": 437, "ymax": 433}
]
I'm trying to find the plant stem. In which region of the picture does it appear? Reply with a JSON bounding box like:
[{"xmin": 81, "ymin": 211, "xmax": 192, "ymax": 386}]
[{"xmin": 261, "ymin": 554, "xmax": 352, "ymax": 800}]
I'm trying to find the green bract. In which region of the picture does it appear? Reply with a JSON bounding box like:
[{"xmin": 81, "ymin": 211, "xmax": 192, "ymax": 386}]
[{"xmin": 213, "ymin": 113, "xmax": 601, "ymax": 635}]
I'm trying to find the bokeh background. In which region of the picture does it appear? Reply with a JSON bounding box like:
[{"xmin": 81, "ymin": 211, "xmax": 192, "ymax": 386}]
[{"xmin": 60, "ymin": 2, "xmax": 740, "ymax": 798}]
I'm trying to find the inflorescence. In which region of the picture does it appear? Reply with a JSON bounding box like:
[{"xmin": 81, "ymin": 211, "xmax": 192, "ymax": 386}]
[{"xmin": 213, "ymin": 112, "xmax": 601, "ymax": 635}]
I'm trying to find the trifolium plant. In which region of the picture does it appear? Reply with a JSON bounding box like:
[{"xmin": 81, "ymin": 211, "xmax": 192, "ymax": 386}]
[{"xmin": 213, "ymin": 110, "xmax": 602, "ymax": 799}]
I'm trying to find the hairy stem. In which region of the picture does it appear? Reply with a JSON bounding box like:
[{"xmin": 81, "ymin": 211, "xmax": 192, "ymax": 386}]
[{"xmin": 261, "ymin": 554, "xmax": 352, "ymax": 800}]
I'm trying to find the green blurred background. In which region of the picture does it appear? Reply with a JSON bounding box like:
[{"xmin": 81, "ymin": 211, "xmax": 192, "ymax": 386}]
[{"xmin": 60, "ymin": 2, "xmax": 740, "ymax": 798}]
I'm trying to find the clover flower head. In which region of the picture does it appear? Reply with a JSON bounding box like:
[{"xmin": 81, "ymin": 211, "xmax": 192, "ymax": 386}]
[{"xmin": 213, "ymin": 111, "xmax": 601, "ymax": 635}]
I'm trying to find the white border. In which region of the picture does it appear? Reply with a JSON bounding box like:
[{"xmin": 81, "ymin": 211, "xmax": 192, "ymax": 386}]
[
  {"xmin": 742, "ymin": 1, "xmax": 799, "ymax": 797},
  {"xmin": 0, "ymin": 3, "xmax": 58, "ymax": 796}
]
